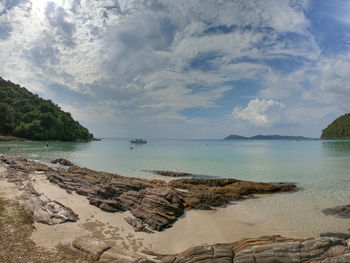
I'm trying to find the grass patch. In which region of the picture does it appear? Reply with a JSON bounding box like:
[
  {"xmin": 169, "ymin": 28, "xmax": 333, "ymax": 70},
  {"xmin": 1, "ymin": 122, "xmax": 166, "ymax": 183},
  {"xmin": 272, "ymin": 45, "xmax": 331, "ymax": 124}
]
[
  {"xmin": 17, "ymin": 208, "xmax": 34, "ymax": 225},
  {"xmin": 0, "ymin": 198, "xmax": 5, "ymax": 214},
  {"xmin": 56, "ymin": 243, "xmax": 98, "ymax": 263},
  {"xmin": 0, "ymin": 197, "xmax": 98, "ymax": 263}
]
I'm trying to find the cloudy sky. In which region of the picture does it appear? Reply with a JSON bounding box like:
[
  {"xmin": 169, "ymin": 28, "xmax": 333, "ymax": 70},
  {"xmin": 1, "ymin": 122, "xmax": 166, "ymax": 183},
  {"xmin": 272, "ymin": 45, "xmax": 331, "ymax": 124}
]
[{"xmin": 1, "ymin": 0, "xmax": 350, "ymax": 139}]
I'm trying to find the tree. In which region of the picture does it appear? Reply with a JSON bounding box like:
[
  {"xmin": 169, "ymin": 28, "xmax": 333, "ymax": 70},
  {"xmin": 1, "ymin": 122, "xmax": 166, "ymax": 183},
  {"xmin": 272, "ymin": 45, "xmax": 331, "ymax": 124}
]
[
  {"xmin": 0, "ymin": 102, "xmax": 14, "ymax": 135},
  {"xmin": 0, "ymin": 76, "xmax": 94, "ymax": 140}
]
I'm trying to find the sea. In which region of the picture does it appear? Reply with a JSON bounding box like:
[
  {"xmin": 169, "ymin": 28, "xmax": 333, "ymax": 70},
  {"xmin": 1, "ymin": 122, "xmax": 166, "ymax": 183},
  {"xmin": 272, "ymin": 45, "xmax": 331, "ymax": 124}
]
[{"xmin": 1, "ymin": 138, "xmax": 350, "ymax": 239}]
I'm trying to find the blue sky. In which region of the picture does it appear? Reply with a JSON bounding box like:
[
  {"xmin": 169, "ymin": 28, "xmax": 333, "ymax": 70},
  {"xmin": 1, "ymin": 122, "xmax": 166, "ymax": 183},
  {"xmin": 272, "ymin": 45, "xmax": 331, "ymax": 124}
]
[{"xmin": 1, "ymin": 0, "xmax": 350, "ymax": 139}]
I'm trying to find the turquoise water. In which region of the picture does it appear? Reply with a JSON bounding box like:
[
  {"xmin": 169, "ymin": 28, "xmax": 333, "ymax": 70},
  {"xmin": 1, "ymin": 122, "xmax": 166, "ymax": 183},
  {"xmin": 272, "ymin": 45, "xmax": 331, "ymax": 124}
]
[
  {"xmin": 1, "ymin": 139, "xmax": 350, "ymax": 238},
  {"xmin": 1, "ymin": 139, "xmax": 350, "ymax": 182},
  {"xmin": 1, "ymin": 138, "xmax": 350, "ymax": 199}
]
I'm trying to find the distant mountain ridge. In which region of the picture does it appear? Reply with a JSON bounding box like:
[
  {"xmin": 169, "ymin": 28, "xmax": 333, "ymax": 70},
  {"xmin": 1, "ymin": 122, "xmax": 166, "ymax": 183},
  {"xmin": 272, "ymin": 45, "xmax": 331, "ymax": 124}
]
[{"xmin": 225, "ymin": 134, "xmax": 314, "ymax": 140}]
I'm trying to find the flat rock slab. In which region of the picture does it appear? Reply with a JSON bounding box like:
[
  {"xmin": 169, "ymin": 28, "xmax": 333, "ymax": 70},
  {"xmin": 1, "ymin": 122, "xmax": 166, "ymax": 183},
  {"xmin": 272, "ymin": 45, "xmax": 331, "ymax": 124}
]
[
  {"xmin": 72, "ymin": 236, "xmax": 111, "ymax": 257},
  {"xmin": 323, "ymin": 205, "xmax": 350, "ymax": 218}
]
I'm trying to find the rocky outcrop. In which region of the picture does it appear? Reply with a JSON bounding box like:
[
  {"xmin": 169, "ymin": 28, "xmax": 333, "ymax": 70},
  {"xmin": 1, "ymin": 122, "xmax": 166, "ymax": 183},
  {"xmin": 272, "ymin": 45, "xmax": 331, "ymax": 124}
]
[
  {"xmin": 0, "ymin": 155, "xmax": 78, "ymax": 225},
  {"xmin": 72, "ymin": 236, "xmax": 111, "ymax": 258},
  {"xmin": 0, "ymin": 155, "xmax": 296, "ymax": 232},
  {"xmin": 47, "ymin": 166, "xmax": 295, "ymax": 230},
  {"xmin": 323, "ymin": 205, "xmax": 350, "ymax": 218},
  {"xmin": 162, "ymin": 236, "xmax": 350, "ymax": 263},
  {"xmin": 50, "ymin": 158, "xmax": 74, "ymax": 166},
  {"xmin": 169, "ymin": 178, "xmax": 296, "ymax": 210},
  {"xmin": 168, "ymin": 244, "xmax": 234, "ymax": 263},
  {"xmin": 21, "ymin": 183, "xmax": 78, "ymax": 225}
]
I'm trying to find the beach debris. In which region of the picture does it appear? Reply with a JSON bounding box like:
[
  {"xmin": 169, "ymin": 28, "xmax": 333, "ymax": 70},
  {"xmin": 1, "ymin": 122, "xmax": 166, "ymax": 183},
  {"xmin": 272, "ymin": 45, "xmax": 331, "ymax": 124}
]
[
  {"xmin": 72, "ymin": 236, "xmax": 110, "ymax": 258},
  {"xmin": 50, "ymin": 158, "xmax": 74, "ymax": 166}
]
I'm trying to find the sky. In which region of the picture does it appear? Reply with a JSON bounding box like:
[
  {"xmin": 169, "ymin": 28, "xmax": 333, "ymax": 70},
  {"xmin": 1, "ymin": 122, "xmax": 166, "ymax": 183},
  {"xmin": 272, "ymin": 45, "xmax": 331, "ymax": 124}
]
[{"xmin": 1, "ymin": 0, "xmax": 350, "ymax": 139}]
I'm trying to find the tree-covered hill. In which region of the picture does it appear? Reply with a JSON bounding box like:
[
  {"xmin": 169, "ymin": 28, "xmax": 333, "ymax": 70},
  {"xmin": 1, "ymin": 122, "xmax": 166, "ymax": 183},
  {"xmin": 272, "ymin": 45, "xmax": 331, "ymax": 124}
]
[
  {"xmin": 321, "ymin": 113, "xmax": 350, "ymax": 140},
  {"xmin": 0, "ymin": 77, "xmax": 93, "ymax": 141}
]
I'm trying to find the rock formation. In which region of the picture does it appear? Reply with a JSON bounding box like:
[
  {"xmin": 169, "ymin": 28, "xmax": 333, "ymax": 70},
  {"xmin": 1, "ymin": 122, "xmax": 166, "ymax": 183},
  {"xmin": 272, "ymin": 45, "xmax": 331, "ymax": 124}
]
[
  {"xmin": 159, "ymin": 236, "xmax": 350, "ymax": 263},
  {"xmin": 149, "ymin": 170, "xmax": 193, "ymax": 177},
  {"xmin": 72, "ymin": 236, "xmax": 111, "ymax": 259},
  {"xmin": 323, "ymin": 205, "xmax": 350, "ymax": 219},
  {"xmin": 0, "ymin": 155, "xmax": 78, "ymax": 225},
  {"xmin": 50, "ymin": 158, "xmax": 74, "ymax": 166},
  {"xmin": 0, "ymin": 155, "xmax": 296, "ymax": 232}
]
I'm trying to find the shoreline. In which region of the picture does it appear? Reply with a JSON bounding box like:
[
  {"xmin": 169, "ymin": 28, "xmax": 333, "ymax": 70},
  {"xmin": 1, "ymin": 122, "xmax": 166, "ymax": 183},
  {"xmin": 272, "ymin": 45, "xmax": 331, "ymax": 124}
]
[
  {"xmin": 1, "ymin": 154, "xmax": 350, "ymax": 262},
  {"xmin": 0, "ymin": 135, "xmax": 101, "ymax": 142}
]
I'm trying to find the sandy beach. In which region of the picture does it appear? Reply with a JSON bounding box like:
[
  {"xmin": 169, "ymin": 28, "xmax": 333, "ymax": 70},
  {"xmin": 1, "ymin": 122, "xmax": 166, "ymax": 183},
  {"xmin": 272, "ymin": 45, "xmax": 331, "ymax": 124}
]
[{"xmin": 2, "ymin": 155, "xmax": 350, "ymax": 262}]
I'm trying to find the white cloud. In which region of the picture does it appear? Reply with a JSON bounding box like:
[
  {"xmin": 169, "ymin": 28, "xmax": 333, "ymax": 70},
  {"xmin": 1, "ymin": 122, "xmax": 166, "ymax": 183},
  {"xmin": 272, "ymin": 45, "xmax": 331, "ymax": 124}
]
[
  {"xmin": 1, "ymin": 0, "xmax": 333, "ymax": 138},
  {"xmin": 232, "ymin": 98, "xmax": 285, "ymax": 126}
]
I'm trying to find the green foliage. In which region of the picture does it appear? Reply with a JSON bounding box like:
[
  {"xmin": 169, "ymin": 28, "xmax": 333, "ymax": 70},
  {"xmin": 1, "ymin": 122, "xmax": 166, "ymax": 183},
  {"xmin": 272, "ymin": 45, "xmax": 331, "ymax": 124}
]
[
  {"xmin": 0, "ymin": 199, "xmax": 5, "ymax": 215},
  {"xmin": 0, "ymin": 77, "xmax": 93, "ymax": 141},
  {"xmin": 0, "ymin": 102, "xmax": 14, "ymax": 135},
  {"xmin": 321, "ymin": 113, "xmax": 350, "ymax": 139}
]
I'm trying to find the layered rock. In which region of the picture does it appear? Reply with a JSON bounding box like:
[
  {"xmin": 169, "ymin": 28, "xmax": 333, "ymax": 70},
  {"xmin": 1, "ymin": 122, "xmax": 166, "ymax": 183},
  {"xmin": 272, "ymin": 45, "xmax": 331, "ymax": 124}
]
[
  {"xmin": 0, "ymin": 155, "xmax": 78, "ymax": 225},
  {"xmin": 50, "ymin": 158, "xmax": 74, "ymax": 166},
  {"xmin": 21, "ymin": 183, "xmax": 79, "ymax": 225},
  {"xmin": 162, "ymin": 236, "xmax": 350, "ymax": 263},
  {"xmin": 0, "ymin": 155, "xmax": 296, "ymax": 232},
  {"xmin": 169, "ymin": 178, "xmax": 296, "ymax": 210}
]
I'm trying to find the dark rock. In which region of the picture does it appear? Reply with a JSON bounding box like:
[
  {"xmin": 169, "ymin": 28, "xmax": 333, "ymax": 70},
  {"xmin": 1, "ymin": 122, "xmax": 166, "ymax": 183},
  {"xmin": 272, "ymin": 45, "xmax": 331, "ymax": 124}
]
[
  {"xmin": 51, "ymin": 158, "xmax": 74, "ymax": 166},
  {"xmin": 169, "ymin": 178, "xmax": 296, "ymax": 210},
  {"xmin": 323, "ymin": 205, "xmax": 350, "ymax": 218},
  {"xmin": 130, "ymin": 187, "xmax": 185, "ymax": 231},
  {"xmin": 320, "ymin": 233, "xmax": 350, "ymax": 240},
  {"xmin": 99, "ymin": 199, "xmax": 124, "ymax": 212},
  {"xmin": 125, "ymin": 216, "xmax": 154, "ymax": 233},
  {"xmin": 150, "ymin": 170, "xmax": 193, "ymax": 177}
]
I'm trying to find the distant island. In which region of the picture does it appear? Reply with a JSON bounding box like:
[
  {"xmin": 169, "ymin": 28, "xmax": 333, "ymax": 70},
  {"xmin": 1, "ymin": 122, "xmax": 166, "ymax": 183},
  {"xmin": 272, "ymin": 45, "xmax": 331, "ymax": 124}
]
[
  {"xmin": 0, "ymin": 77, "xmax": 93, "ymax": 141},
  {"xmin": 224, "ymin": 134, "xmax": 314, "ymax": 140},
  {"xmin": 321, "ymin": 113, "xmax": 350, "ymax": 140}
]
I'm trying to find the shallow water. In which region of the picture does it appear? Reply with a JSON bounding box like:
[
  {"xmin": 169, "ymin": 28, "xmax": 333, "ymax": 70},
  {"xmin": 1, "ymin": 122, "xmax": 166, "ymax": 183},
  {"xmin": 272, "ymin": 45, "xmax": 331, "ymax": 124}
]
[{"xmin": 1, "ymin": 138, "xmax": 350, "ymax": 241}]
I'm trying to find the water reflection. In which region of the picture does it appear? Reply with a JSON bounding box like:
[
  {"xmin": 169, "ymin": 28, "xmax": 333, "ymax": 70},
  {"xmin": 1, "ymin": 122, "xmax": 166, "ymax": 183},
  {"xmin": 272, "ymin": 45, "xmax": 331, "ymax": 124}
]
[{"xmin": 322, "ymin": 140, "xmax": 350, "ymax": 157}]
